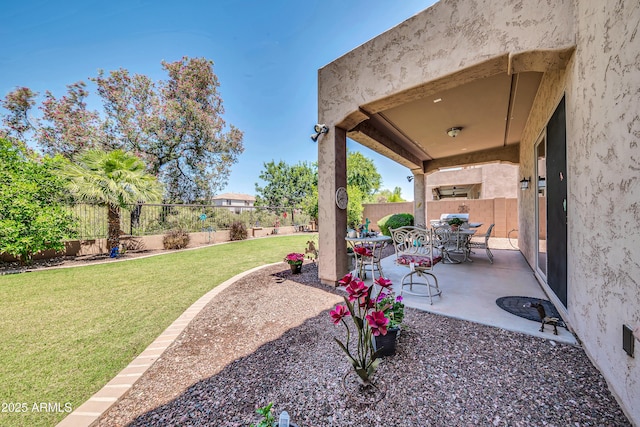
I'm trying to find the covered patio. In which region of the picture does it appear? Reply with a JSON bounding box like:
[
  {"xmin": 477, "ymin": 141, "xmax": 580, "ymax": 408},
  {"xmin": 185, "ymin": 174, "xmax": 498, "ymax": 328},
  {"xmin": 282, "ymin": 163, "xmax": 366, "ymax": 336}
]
[
  {"xmin": 315, "ymin": 1, "xmax": 639, "ymax": 422},
  {"xmin": 371, "ymin": 244, "xmax": 576, "ymax": 345}
]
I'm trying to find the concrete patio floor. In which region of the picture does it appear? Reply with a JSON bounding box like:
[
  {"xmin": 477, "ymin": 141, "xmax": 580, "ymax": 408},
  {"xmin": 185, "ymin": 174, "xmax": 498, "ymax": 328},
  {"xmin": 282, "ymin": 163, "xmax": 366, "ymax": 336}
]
[{"xmin": 371, "ymin": 244, "xmax": 578, "ymax": 345}]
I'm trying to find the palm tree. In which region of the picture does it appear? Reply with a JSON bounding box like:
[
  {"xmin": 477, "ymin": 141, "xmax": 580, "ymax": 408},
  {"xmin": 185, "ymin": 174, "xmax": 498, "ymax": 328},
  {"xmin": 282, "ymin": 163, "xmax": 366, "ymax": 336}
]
[{"xmin": 64, "ymin": 149, "xmax": 163, "ymax": 250}]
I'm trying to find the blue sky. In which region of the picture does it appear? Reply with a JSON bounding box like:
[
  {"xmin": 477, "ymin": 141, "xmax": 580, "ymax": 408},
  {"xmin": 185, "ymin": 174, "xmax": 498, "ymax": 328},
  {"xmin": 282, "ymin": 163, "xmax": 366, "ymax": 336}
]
[{"xmin": 1, "ymin": 0, "xmax": 437, "ymax": 201}]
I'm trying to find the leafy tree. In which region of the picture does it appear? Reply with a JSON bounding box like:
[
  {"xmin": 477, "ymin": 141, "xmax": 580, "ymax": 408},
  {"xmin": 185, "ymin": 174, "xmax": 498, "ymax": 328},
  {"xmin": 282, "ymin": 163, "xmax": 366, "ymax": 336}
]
[
  {"xmin": 347, "ymin": 151, "xmax": 382, "ymax": 199},
  {"xmin": 255, "ymin": 151, "xmax": 382, "ymax": 225},
  {"xmin": 346, "ymin": 184, "xmax": 365, "ymax": 229},
  {"xmin": 62, "ymin": 149, "xmax": 163, "ymax": 250},
  {"xmin": 0, "ymin": 87, "xmax": 37, "ymax": 143},
  {"xmin": 0, "ymin": 57, "xmax": 244, "ymax": 203},
  {"xmin": 40, "ymin": 82, "xmax": 103, "ymax": 158},
  {"xmin": 0, "ymin": 138, "xmax": 76, "ymax": 264},
  {"xmin": 376, "ymin": 186, "xmax": 406, "ymax": 203},
  {"xmin": 300, "ymin": 186, "xmax": 319, "ymax": 221},
  {"xmin": 255, "ymin": 160, "xmax": 316, "ymax": 208}
]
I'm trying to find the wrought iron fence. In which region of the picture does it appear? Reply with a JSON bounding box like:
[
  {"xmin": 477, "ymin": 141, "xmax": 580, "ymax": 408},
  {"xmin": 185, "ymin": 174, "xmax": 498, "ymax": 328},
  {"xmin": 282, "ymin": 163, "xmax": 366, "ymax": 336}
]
[{"xmin": 66, "ymin": 203, "xmax": 311, "ymax": 240}]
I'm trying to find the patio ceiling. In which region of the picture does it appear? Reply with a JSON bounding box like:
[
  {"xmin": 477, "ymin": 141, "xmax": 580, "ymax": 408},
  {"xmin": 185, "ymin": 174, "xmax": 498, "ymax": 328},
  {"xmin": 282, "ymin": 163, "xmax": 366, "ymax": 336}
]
[{"xmin": 346, "ymin": 71, "xmax": 543, "ymax": 173}]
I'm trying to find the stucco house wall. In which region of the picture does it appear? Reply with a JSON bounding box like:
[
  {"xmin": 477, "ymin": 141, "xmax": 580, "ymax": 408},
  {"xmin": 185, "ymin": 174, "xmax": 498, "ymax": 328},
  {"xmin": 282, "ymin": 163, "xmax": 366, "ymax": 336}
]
[
  {"xmin": 426, "ymin": 163, "xmax": 518, "ymax": 200},
  {"xmin": 568, "ymin": 0, "xmax": 639, "ymax": 417},
  {"xmin": 318, "ymin": 0, "xmax": 576, "ymax": 286},
  {"xmin": 211, "ymin": 193, "xmax": 256, "ymax": 212},
  {"xmin": 518, "ymin": 2, "xmax": 640, "ymax": 420},
  {"xmin": 317, "ymin": 0, "xmax": 639, "ymax": 422}
]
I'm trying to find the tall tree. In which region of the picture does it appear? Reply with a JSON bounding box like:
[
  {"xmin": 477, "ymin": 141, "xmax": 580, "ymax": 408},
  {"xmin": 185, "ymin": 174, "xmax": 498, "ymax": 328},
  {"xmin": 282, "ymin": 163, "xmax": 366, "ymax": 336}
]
[
  {"xmin": 0, "ymin": 138, "xmax": 76, "ymax": 264},
  {"xmin": 255, "ymin": 161, "xmax": 317, "ymax": 208},
  {"xmin": 62, "ymin": 149, "xmax": 163, "ymax": 250},
  {"xmin": 0, "ymin": 57, "xmax": 244, "ymax": 202},
  {"xmin": 39, "ymin": 82, "xmax": 103, "ymax": 157},
  {"xmin": 347, "ymin": 151, "xmax": 382, "ymax": 199},
  {"xmin": 255, "ymin": 151, "xmax": 382, "ymax": 225},
  {"xmin": 376, "ymin": 187, "xmax": 406, "ymax": 203},
  {"xmin": 0, "ymin": 87, "xmax": 37, "ymax": 143}
]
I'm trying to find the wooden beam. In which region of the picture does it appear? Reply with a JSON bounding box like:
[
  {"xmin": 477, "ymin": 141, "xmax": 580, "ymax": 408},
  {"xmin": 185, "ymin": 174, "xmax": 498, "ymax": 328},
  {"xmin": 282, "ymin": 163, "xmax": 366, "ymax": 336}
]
[
  {"xmin": 424, "ymin": 144, "xmax": 520, "ymax": 173},
  {"xmin": 348, "ymin": 120, "xmax": 423, "ymax": 170}
]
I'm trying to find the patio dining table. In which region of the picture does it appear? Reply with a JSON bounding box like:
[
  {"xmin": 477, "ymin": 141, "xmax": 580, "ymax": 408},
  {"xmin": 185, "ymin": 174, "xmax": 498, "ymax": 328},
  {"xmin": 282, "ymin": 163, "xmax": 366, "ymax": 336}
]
[{"xmin": 433, "ymin": 226, "xmax": 477, "ymax": 263}]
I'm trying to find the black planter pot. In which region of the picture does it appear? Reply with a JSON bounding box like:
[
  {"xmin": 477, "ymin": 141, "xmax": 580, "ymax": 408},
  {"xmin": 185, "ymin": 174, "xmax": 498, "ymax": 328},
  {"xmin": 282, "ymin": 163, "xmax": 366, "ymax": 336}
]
[
  {"xmin": 289, "ymin": 263, "xmax": 302, "ymax": 274},
  {"xmin": 374, "ymin": 327, "xmax": 400, "ymax": 357}
]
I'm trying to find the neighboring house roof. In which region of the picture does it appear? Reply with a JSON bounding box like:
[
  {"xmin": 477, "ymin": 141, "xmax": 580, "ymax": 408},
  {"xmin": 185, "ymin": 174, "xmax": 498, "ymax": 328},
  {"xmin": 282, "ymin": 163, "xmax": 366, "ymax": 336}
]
[{"xmin": 212, "ymin": 193, "xmax": 256, "ymax": 202}]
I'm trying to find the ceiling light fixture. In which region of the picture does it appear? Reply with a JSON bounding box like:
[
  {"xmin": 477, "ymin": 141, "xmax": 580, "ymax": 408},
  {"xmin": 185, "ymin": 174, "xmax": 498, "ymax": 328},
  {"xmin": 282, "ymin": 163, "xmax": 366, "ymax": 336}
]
[{"xmin": 446, "ymin": 127, "xmax": 462, "ymax": 138}]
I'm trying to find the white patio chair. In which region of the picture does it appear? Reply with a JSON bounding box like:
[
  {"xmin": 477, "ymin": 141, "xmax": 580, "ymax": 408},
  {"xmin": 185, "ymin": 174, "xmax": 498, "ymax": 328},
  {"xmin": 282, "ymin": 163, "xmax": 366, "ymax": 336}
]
[
  {"xmin": 432, "ymin": 225, "xmax": 461, "ymax": 263},
  {"xmin": 468, "ymin": 223, "xmax": 495, "ymax": 263},
  {"xmin": 389, "ymin": 226, "xmax": 443, "ymax": 304}
]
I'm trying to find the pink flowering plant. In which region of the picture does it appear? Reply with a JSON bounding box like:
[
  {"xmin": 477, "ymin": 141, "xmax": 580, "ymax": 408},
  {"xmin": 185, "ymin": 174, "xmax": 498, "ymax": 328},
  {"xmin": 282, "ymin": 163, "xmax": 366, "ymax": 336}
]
[
  {"xmin": 329, "ymin": 274, "xmax": 396, "ymax": 384},
  {"xmin": 284, "ymin": 252, "xmax": 304, "ymax": 266},
  {"xmin": 376, "ymin": 290, "xmax": 405, "ymax": 329}
]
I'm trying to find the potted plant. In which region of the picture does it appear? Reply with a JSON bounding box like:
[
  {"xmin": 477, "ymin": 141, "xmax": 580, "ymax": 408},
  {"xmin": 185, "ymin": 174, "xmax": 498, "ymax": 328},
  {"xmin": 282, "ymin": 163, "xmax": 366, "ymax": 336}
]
[
  {"xmin": 373, "ymin": 285, "xmax": 405, "ymax": 357},
  {"xmin": 447, "ymin": 217, "xmax": 464, "ymax": 230},
  {"xmin": 329, "ymin": 274, "xmax": 394, "ymax": 389},
  {"xmin": 284, "ymin": 252, "xmax": 304, "ymax": 274}
]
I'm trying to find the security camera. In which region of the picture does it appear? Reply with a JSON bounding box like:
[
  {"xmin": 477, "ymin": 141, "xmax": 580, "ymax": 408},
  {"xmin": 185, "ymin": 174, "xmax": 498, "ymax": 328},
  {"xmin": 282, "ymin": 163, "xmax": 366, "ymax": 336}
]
[
  {"xmin": 310, "ymin": 124, "xmax": 329, "ymax": 142},
  {"xmin": 314, "ymin": 124, "xmax": 328, "ymax": 134}
]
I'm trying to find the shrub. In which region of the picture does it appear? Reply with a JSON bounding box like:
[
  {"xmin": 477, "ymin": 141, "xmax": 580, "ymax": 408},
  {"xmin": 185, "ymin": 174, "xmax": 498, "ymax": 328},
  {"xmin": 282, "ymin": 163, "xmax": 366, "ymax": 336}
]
[
  {"xmin": 230, "ymin": 221, "xmax": 248, "ymax": 241},
  {"xmin": 378, "ymin": 213, "xmax": 414, "ymax": 236},
  {"xmin": 162, "ymin": 229, "xmax": 190, "ymax": 250},
  {"xmin": 0, "ymin": 139, "xmax": 77, "ymax": 264}
]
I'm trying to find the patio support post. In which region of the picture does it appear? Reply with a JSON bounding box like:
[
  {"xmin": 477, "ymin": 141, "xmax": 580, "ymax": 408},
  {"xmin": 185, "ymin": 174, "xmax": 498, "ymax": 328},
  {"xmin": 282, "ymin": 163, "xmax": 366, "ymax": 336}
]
[
  {"xmin": 413, "ymin": 171, "xmax": 426, "ymax": 227},
  {"xmin": 318, "ymin": 126, "xmax": 348, "ymax": 286}
]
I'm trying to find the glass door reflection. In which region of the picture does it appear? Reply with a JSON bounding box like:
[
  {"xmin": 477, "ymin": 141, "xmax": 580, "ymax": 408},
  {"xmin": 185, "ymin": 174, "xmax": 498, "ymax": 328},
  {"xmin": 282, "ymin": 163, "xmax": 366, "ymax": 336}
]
[{"xmin": 536, "ymin": 134, "xmax": 547, "ymax": 279}]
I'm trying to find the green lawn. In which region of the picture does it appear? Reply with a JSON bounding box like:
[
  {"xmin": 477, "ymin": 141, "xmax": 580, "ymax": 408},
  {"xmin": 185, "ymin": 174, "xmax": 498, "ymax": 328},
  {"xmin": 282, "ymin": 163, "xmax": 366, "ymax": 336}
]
[{"xmin": 0, "ymin": 235, "xmax": 312, "ymax": 427}]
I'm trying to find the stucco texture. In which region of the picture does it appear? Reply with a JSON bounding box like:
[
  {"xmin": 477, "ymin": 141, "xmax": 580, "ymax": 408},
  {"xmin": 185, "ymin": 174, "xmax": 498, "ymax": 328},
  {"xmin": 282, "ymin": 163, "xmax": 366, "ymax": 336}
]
[
  {"xmin": 509, "ymin": 0, "xmax": 640, "ymax": 422},
  {"xmin": 568, "ymin": 0, "xmax": 640, "ymax": 421},
  {"xmin": 318, "ymin": 0, "xmax": 576, "ymax": 128}
]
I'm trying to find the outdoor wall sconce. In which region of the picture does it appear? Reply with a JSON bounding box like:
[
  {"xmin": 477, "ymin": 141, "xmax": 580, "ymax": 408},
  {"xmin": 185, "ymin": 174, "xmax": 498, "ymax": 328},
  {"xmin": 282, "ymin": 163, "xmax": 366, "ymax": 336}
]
[
  {"xmin": 310, "ymin": 124, "xmax": 329, "ymax": 142},
  {"xmin": 407, "ymin": 176, "xmax": 414, "ymax": 182},
  {"xmin": 520, "ymin": 177, "xmax": 531, "ymax": 190},
  {"xmin": 538, "ymin": 176, "xmax": 546, "ymax": 188},
  {"xmin": 446, "ymin": 127, "xmax": 462, "ymax": 138}
]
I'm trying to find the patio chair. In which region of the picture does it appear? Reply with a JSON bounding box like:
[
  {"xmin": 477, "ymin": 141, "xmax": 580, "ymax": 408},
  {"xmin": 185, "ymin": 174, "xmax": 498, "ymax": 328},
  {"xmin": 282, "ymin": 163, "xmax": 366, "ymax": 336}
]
[
  {"xmin": 389, "ymin": 226, "xmax": 442, "ymax": 304},
  {"xmin": 352, "ymin": 241, "xmax": 388, "ymax": 279},
  {"xmin": 432, "ymin": 225, "xmax": 460, "ymax": 263},
  {"xmin": 468, "ymin": 223, "xmax": 495, "ymax": 263}
]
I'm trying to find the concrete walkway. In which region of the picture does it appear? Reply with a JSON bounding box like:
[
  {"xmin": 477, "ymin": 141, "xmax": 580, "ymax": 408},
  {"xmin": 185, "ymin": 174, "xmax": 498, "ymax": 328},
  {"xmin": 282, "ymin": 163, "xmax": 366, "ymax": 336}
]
[{"xmin": 377, "ymin": 246, "xmax": 577, "ymax": 345}]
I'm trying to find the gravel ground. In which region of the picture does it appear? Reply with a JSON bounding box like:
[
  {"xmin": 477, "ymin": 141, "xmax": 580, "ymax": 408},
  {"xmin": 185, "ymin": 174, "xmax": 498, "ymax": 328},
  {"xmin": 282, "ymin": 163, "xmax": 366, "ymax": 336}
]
[{"xmin": 94, "ymin": 261, "xmax": 631, "ymax": 427}]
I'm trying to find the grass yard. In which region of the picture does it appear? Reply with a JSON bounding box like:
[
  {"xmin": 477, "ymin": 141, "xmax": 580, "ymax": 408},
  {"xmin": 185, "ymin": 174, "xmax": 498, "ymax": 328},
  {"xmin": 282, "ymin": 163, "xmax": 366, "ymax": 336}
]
[{"xmin": 0, "ymin": 234, "xmax": 313, "ymax": 427}]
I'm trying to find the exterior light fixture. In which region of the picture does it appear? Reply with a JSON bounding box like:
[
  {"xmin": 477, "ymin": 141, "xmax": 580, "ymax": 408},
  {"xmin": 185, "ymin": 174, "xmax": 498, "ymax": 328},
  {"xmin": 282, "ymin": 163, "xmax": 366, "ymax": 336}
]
[
  {"xmin": 520, "ymin": 177, "xmax": 531, "ymax": 190},
  {"xmin": 446, "ymin": 127, "xmax": 462, "ymax": 138},
  {"xmin": 407, "ymin": 176, "xmax": 414, "ymax": 182},
  {"xmin": 310, "ymin": 124, "xmax": 329, "ymax": 142},
  {"xmin": 538, "ymin": 176, "xmax": 546, "ymax": 188}
]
